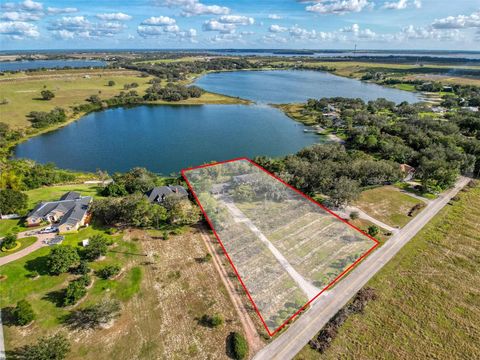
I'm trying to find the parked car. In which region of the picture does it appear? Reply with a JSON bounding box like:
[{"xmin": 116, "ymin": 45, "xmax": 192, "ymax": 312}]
[{"xmin": 39, "ymin": 226, "xmax": 58, "ymax": 234}]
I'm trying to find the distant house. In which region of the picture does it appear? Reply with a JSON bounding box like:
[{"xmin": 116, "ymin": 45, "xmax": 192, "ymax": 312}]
[
  {"xmin": 26, "ymin": 192, "xmax": 92, "ymax": 233},
  {"xmin": 211, "ymin": 183, "xmax": 229, "ymax": 195},
  {"xmin": 400, "ymin": 164, "xmax": 416, "ymax": 181},
  {"xmin": 146, "ymin": 185, "xmax": 188, "ymax": 204}
]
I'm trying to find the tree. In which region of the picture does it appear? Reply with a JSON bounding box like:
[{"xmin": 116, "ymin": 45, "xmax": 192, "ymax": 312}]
[
  {"xmin": 107, "ymin": 80, "xmax": 116, "ymax": 86},
  {"xmin": 73, "ymin": 260, "xmax": 90, "ymax": 275},
  {"xmin": 12, "ymin": 299, "xmax": 36, "ymax": 326},
  {"xmin": 82, "ymin": 235, "xmax": 109, "ymax": 261},
  {"xmin": 66, "ymin": 299, "xmax": 121, "ymax": 329},
  {"xmin": 0, "ymin": 189, "xmax": 28, "ymax": 214},
  {"xmin": 2, "ymin": 233, "xmax": 17, "ymax": 250},
  {"xmin": 232, "ymin": 184, "xmax": 255, "ymax": 202},
  {"xmin": 47, "ymin": 246, "xmax": 80, "ymax": 275},
  {"xmin": 367, "ymin": 225, "xmax": 379, "ymax": 237},
  {"xmin": 163, "ymin": 196, "xmax": 200, "ymax": 225},
  {"xmin": 97, "ymin": 264, "xmax": 121, "ymax": 279},
  {"xmin": 100, "ymin": 182, "xmax": 127, "ymax": 197},
  {"xmin": 15, "ymin": 333, "xmax": 70, "ymax": 360},
  {"xmin": 328, "ymin": 177, "xmax": 360, "ymax": 208},
  {"xmin": 349, "ymin": 211, "xmax": 360, "ymax": 220},
  {"xmin": 63, "ymin": 279, "xmax": 87, "ymax": 306},
  {"xmin": 40, "ymin": 90, "xmax": 55, "ymax": 100},
  {"xmin": 201, "ymin": 313, "xmax": 223, "ymax": 328},
  {"xmin": 230, "ymin": 332, "xmax": 248, "ymax": 360}
]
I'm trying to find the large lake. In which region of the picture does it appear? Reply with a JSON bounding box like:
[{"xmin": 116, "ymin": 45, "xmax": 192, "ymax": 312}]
[
  {"xmin": 195, "ymin": 70, "xmax": 422, "ymax": 103},
  {"xmin": 14, "ymin": 70, "xmax": 421, "ymax": 174},
  {"xmin": 0, "ymin": 59, "xmax": 106, "ymax": 71}
]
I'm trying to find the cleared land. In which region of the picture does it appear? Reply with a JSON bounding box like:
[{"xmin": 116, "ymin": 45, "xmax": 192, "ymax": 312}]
[
  {"xmin": 354, "ymin": 186, "xmax": 426, "ymax": 228},
  {"xmin": 296, "ymin": 183, "xmax": 480, "ymax": 360},
  {"xmin": 183, "ymin": 159, "xmax": 377, "ymax": 333}
]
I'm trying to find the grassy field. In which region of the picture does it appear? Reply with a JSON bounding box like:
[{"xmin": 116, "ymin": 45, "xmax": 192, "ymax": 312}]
[
  {"xmin": 0, "ymin": 222, "xmax": 244, "ymax": 359},
  {"xmin": 25, "ymin": 183, "xmax": 103, "ymax": 208},
  {"xmin": 0, "ymin": 219, "xmax": 26, "ymax": 237},
  {"xmin": 354, "ymin": 186, "xmax": 426, "ymax": 228},
  {"xmin": 296, "ymin": 183, "xmax": 480, "ymax": 360},
  {"xmin": 0, "ymin": 68, "xmax": 248, "ymax": 129}
]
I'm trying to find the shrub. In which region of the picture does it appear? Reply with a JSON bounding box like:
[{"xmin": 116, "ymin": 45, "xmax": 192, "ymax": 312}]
[
  {"xmin": 47, "ymin": 246, "xmax": 80, "ymax": 275},
  {"xmin": 201, "ymin": 313, "xmax": 223, "ymax": 328},
  {"xmin": 367, "ymin": 225, "xmax": 379, "ymax": 237},
  {"xmin": 107, "ymin": 80, "xmax": 116, "ymax": 86},
  {"xmin": 40, "ymin": 89, "xmax": 55, "ymax": 100},
  {"xmin": 349, "ymin": 211, "xmax": 360, "ymax": 220},
  {"xmin": 231, "ymin": 332, "xmax": 248, "ymax": 360},
  {"xmin": 73, "ymin": 260, "xmax": 90, "ymax": 275},
  {"xmin": 82, "ymin": 235, "xmax": 109, "ymax": 261},
  {"xmin": 13, "ymin": 299, "xmax": 35, "ymax": 326},
  {"xmin": 1, "ymin": 233, "xmax": 17, "ymax": 250},
  {"xmin": 16, "ymin": 333, "xmax": 70, "ymax": 360},
  {"xmin": 97, "ymin": 264, "xmax": 121, "ymax": 279},
  {"xmin": 62, "ymin": 279, "xmax": 87, "ymax": 306}
]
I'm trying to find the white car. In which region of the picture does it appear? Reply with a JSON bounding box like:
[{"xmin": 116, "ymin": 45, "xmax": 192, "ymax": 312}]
[{"xmin": 39, "ymin": 226, "xmax": 58, "ymax": 234}]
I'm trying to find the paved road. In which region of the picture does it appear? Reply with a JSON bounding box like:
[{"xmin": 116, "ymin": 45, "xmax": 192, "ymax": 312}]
[{"xmin": 253, "ymin": 176, "xmax": 470, "ymax": 360}]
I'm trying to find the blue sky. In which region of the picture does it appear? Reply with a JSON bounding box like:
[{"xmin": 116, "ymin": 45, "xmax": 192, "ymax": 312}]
[{"xmin": 0, "ymin": 0, "xmax": 479, "ymax": 50}]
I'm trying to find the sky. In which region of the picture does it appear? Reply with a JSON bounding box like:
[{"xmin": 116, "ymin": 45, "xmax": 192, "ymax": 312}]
[{"xmin": 0, "ymin": 0, "xmax": 479, "ymax": 50}]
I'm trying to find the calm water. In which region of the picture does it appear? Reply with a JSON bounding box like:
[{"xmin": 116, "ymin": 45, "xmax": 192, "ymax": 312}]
[
  {"xmin": 14, "ymin": 105, "xmax": 319, "ymax": 174},
  {"xmin": 0, "ymin": 60, "xmax": 106, "ymax": 71},
  {"xmin": 195, "ymin": 70, "xmax": 422, "ymax": 103}
]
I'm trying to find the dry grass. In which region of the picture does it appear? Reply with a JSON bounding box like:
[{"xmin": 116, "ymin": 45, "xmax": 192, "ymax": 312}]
[
  {"xmin": 296, "ymin": 184, "xmax": 480, "ymax": 360},
  {"xmin": 354, "ymin": 186, "xmax": 426, "ymax": 228}
]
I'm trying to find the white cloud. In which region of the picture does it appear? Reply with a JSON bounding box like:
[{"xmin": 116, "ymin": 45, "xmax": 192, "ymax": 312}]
[
  {"xmin": 48, "ymin": 16, "xmax": 126, "ymax": 39},
  {"xmin": 46, "ymin": 7, "xmax": 77, "ymax": 14},
  {"xmin": 141, "ymin": 16, "xmax": 176, "ymax": 26},
  {"xmin": 0, "ymin": 20, "xmax": 39, "ymax": 39},
  {"xmin": 0, "ymin": 11, "xmax": 41, "ymax": 21},
  {"xmin": 269, "ymin": 24, "xmax": 287, "ymax": 33},
  {"xmin": 267, "ymin": 14, "xmax": 282, "ymax": 19},
  {"xmin": 383, "ymin": 0, "xmax": 408, "ymax": 10},
  {"xmin": 340, "ymin": 23, "xmax": 360, "ymax": 34},
  {"xmin": 21, "ymin": 0, "xmax": 42, "ymax": 12},
  {"xmin": 96, "ymin": 12, "xmax": 132, "ymax": 21},
  {"xmin": 218, "ymin": 15, "xmax": 254, "ymax": 25},
  {"xmin": 289, "ymin": 24, "xmax": 317, "ymax": 39},
  {"xmin": 305, "ymin": 0, "xmax": 372, "ymax": 15},
  {"xmin": 203, "ymin": 19, "xmax": 236, "ymax": 33},
  {"xmin": 431, "ymin": 11, "xmax": 480, "ymax": 29},
  {"xmin": 413, "ymin": 0, "xmax": 422, "ymax": 9},
  {"xmin": 399, "ymin": 24, "xmax": 462, "ymax": 41},
  {"xmin": 160, "ymin": 0, "xmax": 230, "ymax": 17}
]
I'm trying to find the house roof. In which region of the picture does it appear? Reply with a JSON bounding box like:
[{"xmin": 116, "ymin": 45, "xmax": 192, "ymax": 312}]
[
  {"xmin": 27, "ymin": 192, "xmax": 92, "ymax": 226},
  {"xmin": 146, "ymin": 185, "xmax": 188, "ymax": 203}
]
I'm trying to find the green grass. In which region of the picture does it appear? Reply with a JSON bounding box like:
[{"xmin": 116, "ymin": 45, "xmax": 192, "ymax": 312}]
[
  {"xmin": 392, "ymin": 83, "xmax": 416, "ymax": 91},
  {"xmin": 296, "ymin": 184, "xmax": 480, "ymax": 360},
  {"xmin": 354, "ymin": 186, "xmax": 426, "ymax": 228},
  {"xmin": 25, "ymin": 183, "xmax": 103, "ymax": 208},
  {"xmin": 0, "ymin": 236, "xmax": 36, "ymax": 257},
  {"xmin": 0, "ymin": 219, "xmax": 26, "ymax": 237}
]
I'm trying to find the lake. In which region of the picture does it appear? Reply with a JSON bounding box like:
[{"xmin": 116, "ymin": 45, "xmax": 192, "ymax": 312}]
[
  {"xmin": 14, "ymin": 69, "xmax": 422, "ymax": 174},
  {"xmin": 14, "ymin": 105, "xmax": 319, "ymax": 174},
  {"xmin": 0, "ymin": 59, "xmax": 106, "ymax": 71},
  {"xmin": 195, "ymin": 70, "xmax": 422, "ymax": 103}
]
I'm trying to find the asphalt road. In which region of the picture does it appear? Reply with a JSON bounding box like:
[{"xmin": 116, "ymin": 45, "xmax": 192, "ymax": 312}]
[{"xmin": 253, "ymin": 176, "xmax": 470, "ymax": 360}]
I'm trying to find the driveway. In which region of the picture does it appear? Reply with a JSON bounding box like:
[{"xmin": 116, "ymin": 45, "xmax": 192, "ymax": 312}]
[{"xmin": 0, "ymin": 231, "xmax": 54, "ymax": 267}]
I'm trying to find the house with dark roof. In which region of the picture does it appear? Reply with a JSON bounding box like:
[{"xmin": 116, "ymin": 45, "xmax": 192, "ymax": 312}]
[
  {"xmin": 146, "ymin": 185, "xmax": 188, "ymax": 204},
  {"xmin": 26, "ymin": 192, "xmax": 92, "ymax": 233}
]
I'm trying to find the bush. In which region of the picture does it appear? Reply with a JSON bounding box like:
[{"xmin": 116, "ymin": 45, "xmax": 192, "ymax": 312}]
[
  {"xmin": 82, "ymin": 234, "xmax": 109, "ymax": 261},
  {"xmin": 62, "ymin": 279, "xmax": 87, "ymax": 306},
  {"xmin": 40, "ymin": 89, "xmax": 55, "ymax": 100},
  {"xmin": 73, "ymin": 260, "xmax": 90, "ymax": 275},
  {"xmin": 15, "ymin": 333, "xmax": 70, "ymax": 360},
  {"xmin": 349, "ymin": 211, "xmax": 360, "ymax": 220},
  {"xmin": 1, "ymin": 233, "xmax": 17, "ymax": 250},
  {"xmin": 201, "ymin": 313, "xmax": 223, "ymax": 328},
  {"xmin": 231, "ymin": 332, "xmax": 248, "ymax": 360},
  {"xmin": 107, "ymin": 80, "xmax": 116, "ymax": 86},
  {"xmin": 47, "ymin": 246, "xmax": 80, "ymax": 275},
  {"xmin": 97, "ymin": 264, "xmax": 121, "ymax": 279},
  {"xmin": 13, "ymin": 299, "xmax": 35, "ymax": 326},
  {"xmin": 367, "ymin": 225, "xmax": 379, "ymax": 237}
]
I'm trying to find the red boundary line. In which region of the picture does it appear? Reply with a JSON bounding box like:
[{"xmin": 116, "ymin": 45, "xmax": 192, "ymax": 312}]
[{"xmin": 182, "ymin": 157, "xmax": 380, "ymax": 337}]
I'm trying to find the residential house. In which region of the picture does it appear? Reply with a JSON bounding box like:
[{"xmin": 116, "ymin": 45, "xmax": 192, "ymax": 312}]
[
  {"xmin": 26, "ymin": 192, "xmax": 92, "ymax": 233},
  {"xmin": 146, "ymin": 185, "xmax": 188, "ymax": 204}
]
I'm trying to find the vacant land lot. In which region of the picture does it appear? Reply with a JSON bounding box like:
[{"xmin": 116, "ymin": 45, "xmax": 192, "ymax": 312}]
[
  {"xmin": 184, "ymin": 159, "xmax": 376, "ymax": 333},
  {"xmin": 354, "ymin": 186, "xmax": 426, "ymax": 228},
  {"xmin": 296, "ymin": 184, "xmax": 480, "ymax": 360}
]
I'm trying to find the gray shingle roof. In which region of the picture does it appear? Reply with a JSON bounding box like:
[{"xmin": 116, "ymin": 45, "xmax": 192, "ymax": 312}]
[{"xmin": 146, "ymin": 186, "xmax": 188, "ymax": 203}]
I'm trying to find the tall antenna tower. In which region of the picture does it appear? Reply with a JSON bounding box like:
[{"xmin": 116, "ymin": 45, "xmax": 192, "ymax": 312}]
[{"xmin": 354, "ymin": 44, "xmax": 357, "ymax": 57}]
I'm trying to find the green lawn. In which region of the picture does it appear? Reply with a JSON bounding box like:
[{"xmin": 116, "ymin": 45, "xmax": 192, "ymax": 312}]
[
  {"xmin": 0, "ymin": 236, "xmax": 36, "ymax": 257},
  {"xmin": 296, "ymin": 184, "xmax": 480, "ymax": 360},
  {"xmin": 0, "ymin": 219, "xmax": 26, "ymax": 237},
  {"xmin": 354, "ymin": 186, "xmax": 426, "ymax": 228},
  {"xmin": 25, "ymin": 183, "xmax": 103, "ymax": 208}
]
